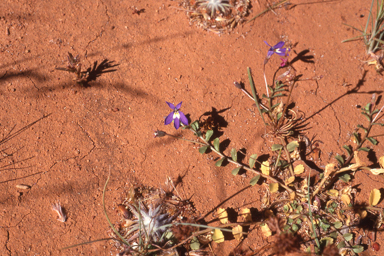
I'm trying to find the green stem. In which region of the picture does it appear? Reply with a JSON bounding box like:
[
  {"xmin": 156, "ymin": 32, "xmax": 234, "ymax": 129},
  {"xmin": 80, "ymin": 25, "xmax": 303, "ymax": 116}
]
[
  {"xmin": 189, "ymin": 128, "xmax": 304, "ymax": 197},
  {"xmin": 307, "ymin": 173, "xmax": 320, "ymax": 248},
  {"xmin": 248, "ymin": 67, "xmax": 268, "ymax": 127},
  {"xmin": 246, "ymin": 0, "xmax": 289, "ymax": 24},
  {"xmin": 165, "ymin": 133, "xmax": 206, "ymax": 146}
]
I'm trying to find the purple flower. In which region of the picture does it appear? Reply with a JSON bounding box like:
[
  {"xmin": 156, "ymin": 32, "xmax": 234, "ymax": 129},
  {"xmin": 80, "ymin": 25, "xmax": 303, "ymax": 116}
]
[
  {"xmin": 164, "ymin": 101, "xmax": 189, "ymax": 129},
  {"xmin": 264, "ymin": 41, "xmax": 289, "ymax": 59}
]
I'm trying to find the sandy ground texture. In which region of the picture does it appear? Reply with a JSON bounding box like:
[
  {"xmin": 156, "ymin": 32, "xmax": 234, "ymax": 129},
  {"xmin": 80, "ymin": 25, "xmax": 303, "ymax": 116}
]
[{"xmin": 1, "ymin": 0, "xmax": 384, "ymax": 255}]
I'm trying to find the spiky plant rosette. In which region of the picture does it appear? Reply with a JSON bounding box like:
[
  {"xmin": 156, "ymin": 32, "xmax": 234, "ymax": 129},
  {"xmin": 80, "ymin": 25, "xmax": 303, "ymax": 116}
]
[
  {"xmin": 113, "ymin": 186, "xmax": 196, "ymax": 255},
  {"xmin": 179, "ymin": 0, "xmax": 250, "ymax": 33}
]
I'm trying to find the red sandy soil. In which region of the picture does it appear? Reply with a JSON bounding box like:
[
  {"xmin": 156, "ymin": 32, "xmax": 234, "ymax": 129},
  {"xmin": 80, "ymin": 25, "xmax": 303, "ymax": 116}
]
[{"xmin": 1, "ymin": 0, "xmax": 384, "ymax": 255}]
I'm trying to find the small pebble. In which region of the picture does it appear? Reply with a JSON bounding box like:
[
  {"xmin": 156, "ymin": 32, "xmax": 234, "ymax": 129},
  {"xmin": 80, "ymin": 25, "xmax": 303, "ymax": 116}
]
[
  {"xmin": 372, "ymin": 242, "xmax": 380, "ymax": 251},
  {"xmin": 16, "ymin": 184, "xmax": 31, "ymax": 190}
]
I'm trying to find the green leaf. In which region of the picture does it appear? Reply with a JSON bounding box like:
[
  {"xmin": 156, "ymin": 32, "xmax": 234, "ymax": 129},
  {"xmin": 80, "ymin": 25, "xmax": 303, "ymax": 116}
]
[
  {"xmin": 231, "ymin": 148, "xmax": 237, "ymax": 162},
  {"xmin": 249, "ymin": 154, "xmax": 257, "ymax": 168},
  {"xmin": 319, "ymin": 221, "xmax": 330, "ymax": 231},
  {"xmin": 367, "ymin": 137, "xmax": 378, "ymax": 145},
  {"xmin": 361, "ymin": 112, "xmax": 371, "ymax": 122},
  {"xmin": 190, "ymin": 236, "xmax": 200, "ymax": 250},
  {"xmin": 352, "ymin": 245, "xmax": 364, "ymax": 253},
  {"xmin": 357, "ymin": 124, "xmax": 368, "ymax": 133},
  {"xmin": 291, "ymin": 224, "xmax": 299, "ymax": 232},
  {"xmin": 271, "ymin": 93, "xmax": 284, "ymax": 98},
  {"xmin": 215, "ymin": 157, "xmax": 225, "ymax": 167},
  {"xmin": 339, "ymin": 174, "xmax": 351, "ymax": 183},
  {"xmin": 337, "ymin": 240, "xmax": 346, "ymax": 249},
  {"xmin": 205, "ymin": 130, "xmax": 214, "ymax": 141},
  {"xmin": 270, "ymin": 103, "xmax": 281, "ymax": 110},
  {"xmin": 353, "ymin": 132, "xmax": 360, "ymax": 144},
  {"xmin": 364, "ymin": 103, "xmax": 371, "ymax": 113},
  {"xmin": 250, "ymin": 175, "xmax": 260, "ymax": 186},
  {"xmin": 373, "ymin": 122, "xmax": 384, "ymax": 126},
  {"xmin": 343, "ymin": 233, "xmax": 353, "ymax": 241},
  {"xmin": 343, "ymin": 145, "xmax": 352, "ymax": 156},
  {"xmin": 333, "ymin": 221, "xmax": 342, "ymax": 229},
  {"xmin": 268, "ymin": 85, "xmax": 274, "ymax": 94},
  {"xmin": 199, "ymin": 145, "xmax": 209, "ymax": 154},
  {"xmin": 335, "ymin": 155, "xmax": 344, "ymax": 165},
  {"xmin": 231, "ymin": 166, "xmax": 241, "ymax": 176},
  {"xmin": 191, "ymin": 121, "xmax": 199, "ymax": 131},
  {"xmin": 213, "ymin": 138, "xmax": 220, "ymax": 152},
  {"xmin": 196, "ymin": 131, "xmax": 202, "ymax": 137},
  {"xmin": 287, "ymin": 141, "xmax": 299, "ymax": 152},
  {"xmin": 276, "ymin": 112, "xmax": 282, "ymax": 121},
  {"xmin": 371, "ymin": 109, "xmax": 379, "ymax": 115},
  {"xmin": 329, "ymin": 231, "xmax": 338, "ymax": 239},
  {"xmin": 276, "ymin": 82, "xmax": 285, "ymax": 89},
  {"xmin": 278, "ymin": 160, "xmax": 289, "ymax": 169},
  {"xmin": 358, "ymin": 147, "xmax": 371, "ymax": 152},
  {"xmin": 272, "ymin": 144, "xmax": 283, "ymax": 151}
]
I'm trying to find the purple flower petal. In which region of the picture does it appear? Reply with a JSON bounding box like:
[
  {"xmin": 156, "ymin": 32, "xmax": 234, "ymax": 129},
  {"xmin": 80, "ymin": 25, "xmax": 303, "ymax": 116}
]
[
  {"xmin": 275, "ymin": 48, "xmax": 287, "ymax": 56},
  {"xmin": 267, "ymin": 50, "xmax": 274, "ymax": 59},
  {"xmin": 166, "ymin": 101, "xmax": 175, "ymax": 110},
  {"xmin": 273, "ymin": 41, "xmax": 285, "ymax": 49},
  {"xmin": 174, "ymin": 117, "xmax": 180, "ymax": 129},
  {"xmin": 175, "ymin": 102, "xmax": 182, "ymax": 109},
  {"xmin": 165, "ymin": 112, "xmax": 174, "ymax": 125},
  {"xmin": 264, "ymin": 41, "xmax": 272, "ymax": 47},
  {"xmin": 179, "ymin": 111, "xmax": 189, "ymax": 126}
]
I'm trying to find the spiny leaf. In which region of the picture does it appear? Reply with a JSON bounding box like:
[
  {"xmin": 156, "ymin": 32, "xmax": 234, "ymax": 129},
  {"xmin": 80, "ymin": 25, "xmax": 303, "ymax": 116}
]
[
  {"xmin": 335, "ymin": 155, "xmax": 344, "ymax": 166},
  {"xmin": 367, "ymin": 137, "xmax": 378, "ymax": 145},
  {"xmin": 199, "ymin": 145, "xmax": 209, "ymax": 154},
  {"xmin": 358, "ymin": 147, "xmax": 371, "ymax": 152},
  {"xmin": 231, "ymin": 148, "xmax": 237, "ymax": 162},
  {"xmin": 250, "ymin": 175, "xmax": 260, "ymax": 186},
  {"xmin": 272, "ymin": 144, "xmax": 283, "ymax": 151},
  {"xmin": 287, "ymin": 141, "xmax": 299, "ymax": 152},
  {"xmin": 205, "ymin": 130, "xmax": 214, "ymax": 141},
  {"xmin": 231, "ymin": 166, "xmax": 241, "ymax": 176},
  {"xmin": 215, "ymin": 157, "xmax": 225, "ymax": 167},
  {"xmin": 213, "ymin": 138, "xmax": 220, "ymax": 152},
  {"xmin": 249, "ymin": 154, "xmax": 257, "ymax": 168}
]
